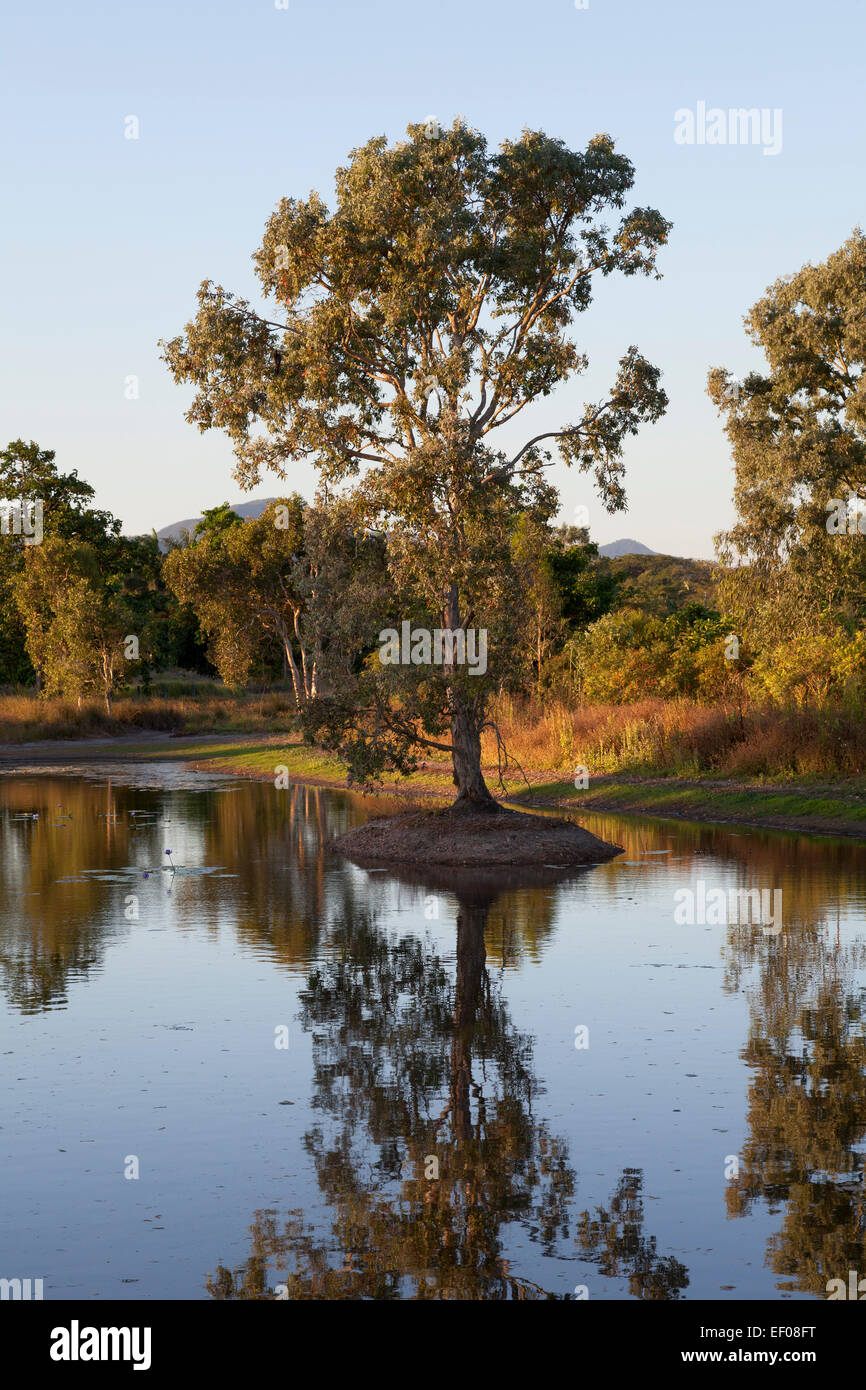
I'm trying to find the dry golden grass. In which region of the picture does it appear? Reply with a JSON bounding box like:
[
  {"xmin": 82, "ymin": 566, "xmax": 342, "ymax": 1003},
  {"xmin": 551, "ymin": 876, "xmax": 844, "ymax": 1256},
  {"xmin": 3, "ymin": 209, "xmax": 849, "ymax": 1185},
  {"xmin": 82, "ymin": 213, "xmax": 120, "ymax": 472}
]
[
  {"xmin": 0, "ymin": 691, "xmax": 297, "ymax": 743},
  {"xmin": 481, "ymin": 695, "xmax": 866, "ymax": 779},
  {"xmin": 2, "ymin": 689, "xmax": 864, "ymax": 780}
]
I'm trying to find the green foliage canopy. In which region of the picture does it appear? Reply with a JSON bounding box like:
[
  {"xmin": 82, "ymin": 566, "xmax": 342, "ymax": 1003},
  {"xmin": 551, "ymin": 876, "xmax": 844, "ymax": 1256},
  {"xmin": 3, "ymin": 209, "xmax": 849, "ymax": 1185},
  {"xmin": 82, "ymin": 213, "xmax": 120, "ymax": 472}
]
[{"xmin": 162, "ymin": 122, "xmax": 670, "ymax": 800}]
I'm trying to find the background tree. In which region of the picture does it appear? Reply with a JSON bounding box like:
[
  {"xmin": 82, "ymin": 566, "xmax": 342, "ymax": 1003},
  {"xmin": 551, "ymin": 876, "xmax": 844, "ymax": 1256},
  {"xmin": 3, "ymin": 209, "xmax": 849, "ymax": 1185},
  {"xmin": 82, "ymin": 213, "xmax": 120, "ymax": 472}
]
[
  {"xmin": 709, "ymin": 229, "xmax": 866, "ymax": 649},
  {"xmin": 12, "ymin": 538, "xmax": 134, "ymax": 712},
  {"xmin": 164, "ymin": 496, "xmax": 389, "ymax": 705},
  {"xmin": 162, "ymin": 121, "xmax": 670, "ymax": 807},
  {"xmin": 573, "ymin": 601, "xmax": 747, "ymax": 704},
  {"xmin": 0, "ymin": 440, "xmax": 120, "ymax": 687},
  {"xmin": 513, "ymin": 519, "xmax": 620, "ymax": 693},
  {"xmin": 111, "ymin": 532, "xmax": 198, "ymax": 689},
  {"xmin": 164, "ymin": 500, "xmax": 296, "ymax": 693},
  {"xmin": 193, "ymin": 501, "xmax": 246, "ymax": 541},
  {"xmin": 598, "ymin": 552, "xmax": 717, "ymax": 618}
]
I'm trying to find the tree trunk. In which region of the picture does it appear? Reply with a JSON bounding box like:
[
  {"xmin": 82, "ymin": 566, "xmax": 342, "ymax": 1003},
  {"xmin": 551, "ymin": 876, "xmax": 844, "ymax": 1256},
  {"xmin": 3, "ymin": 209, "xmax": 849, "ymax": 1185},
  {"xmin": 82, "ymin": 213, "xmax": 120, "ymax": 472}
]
[
  {"xmin": 450, "ymin": 691, "xmax": 497, "ymax": 813},
  {"xmin": 450, "ymin": 903, "xmax": 488, "ymax": 1143},
  {"xmin": 102, "ymin": 651, "xmax": 113, "ymax": 716},
  {"xmin": 443, "ymin": 579, "xmax": 497, "ymax": 813},
  {"xmin": 278, "ymin": 623, "xmax": 304, "ymax": 710},
  {"xmin": 292, "ymin": 605, "xmax": 318, "ymax": 702}
]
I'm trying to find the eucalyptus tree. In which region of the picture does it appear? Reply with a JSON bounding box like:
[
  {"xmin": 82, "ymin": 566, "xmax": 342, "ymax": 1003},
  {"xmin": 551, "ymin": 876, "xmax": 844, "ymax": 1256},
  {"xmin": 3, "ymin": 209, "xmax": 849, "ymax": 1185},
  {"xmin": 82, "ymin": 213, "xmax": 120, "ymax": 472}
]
[
  {"xmin": 163, "ymin": 496, "xmax": 388, "ymax": 704},
  {"xmin": 12, "ymin": 537, "xmax": 133, "ymax": 712},
  {"xmin": 0, "ymin": 440, "xmax": 120, "ymax": 685},
  {"xmin": 709, "ymin": 229, "xmax": 866, "ymax": 645},
  {"xmin": 162, "ymin": 121, "xmax": 670, "ymax": 806}
]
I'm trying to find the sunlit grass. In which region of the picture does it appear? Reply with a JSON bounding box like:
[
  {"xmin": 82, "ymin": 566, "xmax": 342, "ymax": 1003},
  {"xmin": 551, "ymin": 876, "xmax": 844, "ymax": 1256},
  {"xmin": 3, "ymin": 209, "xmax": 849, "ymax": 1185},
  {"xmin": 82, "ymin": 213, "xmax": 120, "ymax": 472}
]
[
  {"xmin": 3, "ymin": 691, "xmax": 865, "ymax": 802},
  {"xmin": 0, "ymin": 690, "xmax": 297, "ymax": 743},
  {"xmin": 481, "ymin": 695, "xmax": 866, "ymax": 781}
]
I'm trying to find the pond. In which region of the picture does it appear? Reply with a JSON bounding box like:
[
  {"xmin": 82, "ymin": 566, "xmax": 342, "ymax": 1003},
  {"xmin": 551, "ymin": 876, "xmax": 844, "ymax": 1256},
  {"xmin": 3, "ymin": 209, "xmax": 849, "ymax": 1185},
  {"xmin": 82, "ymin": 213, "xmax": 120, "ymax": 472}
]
[{"xmin": 1, "ymin": 764, "xmax": 865, "ymax": 1301}]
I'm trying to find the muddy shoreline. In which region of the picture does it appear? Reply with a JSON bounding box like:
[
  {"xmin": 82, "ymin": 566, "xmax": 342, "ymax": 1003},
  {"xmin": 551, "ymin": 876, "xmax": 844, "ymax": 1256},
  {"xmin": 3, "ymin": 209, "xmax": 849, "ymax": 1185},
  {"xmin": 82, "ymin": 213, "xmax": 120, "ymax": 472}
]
[{"xmin": 1, "ymin": 731, "xmax": 865, "ymax": 840}]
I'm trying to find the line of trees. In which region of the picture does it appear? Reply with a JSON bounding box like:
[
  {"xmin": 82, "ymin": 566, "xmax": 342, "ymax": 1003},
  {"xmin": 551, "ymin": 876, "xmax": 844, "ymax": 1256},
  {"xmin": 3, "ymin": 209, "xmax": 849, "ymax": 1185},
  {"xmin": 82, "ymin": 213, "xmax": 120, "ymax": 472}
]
[
  {"xmin": 5, "ymin": 418, "xmax": 865, "ymax": 738},
  {"xmin": 0, "ymin": 441, "xmax": 622, "ymax": 717}
]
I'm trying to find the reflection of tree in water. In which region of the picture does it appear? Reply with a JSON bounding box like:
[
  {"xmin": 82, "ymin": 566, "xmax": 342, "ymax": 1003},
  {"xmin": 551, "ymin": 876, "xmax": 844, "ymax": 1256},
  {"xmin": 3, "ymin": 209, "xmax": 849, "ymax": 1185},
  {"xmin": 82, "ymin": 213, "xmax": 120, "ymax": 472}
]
[
  {"xmin": 0, "ymin": 777, "xmax": 126, "ymax": 1012},
  {"xmin": 0, "ymin": 772, "xmax": 561, "ymax": 1013},
  {"xmin": 193, "ymin": 781, "xmax": 366, "ymax": 968},
  {"xmin": 582, "ymin": 814, "xmax": 866, "ymax": 1299},
  {"xmin": 210, "ymin": 908, "xmax": 569, "ymax": 1298},
  {"xmin": 0, "ymin": 777, "xmax": 367, "ymax": 1012},
  {"xmin": 207, "ymin": 871, "xmax": 687, "ymax": 1300},
  {"xmin": 576, "ymin": 1168, "xmax": 689, "ymax": 1299},
  {"xmin": 726, "ymin": 919, "xmax": 866, "ymax": 1296}
]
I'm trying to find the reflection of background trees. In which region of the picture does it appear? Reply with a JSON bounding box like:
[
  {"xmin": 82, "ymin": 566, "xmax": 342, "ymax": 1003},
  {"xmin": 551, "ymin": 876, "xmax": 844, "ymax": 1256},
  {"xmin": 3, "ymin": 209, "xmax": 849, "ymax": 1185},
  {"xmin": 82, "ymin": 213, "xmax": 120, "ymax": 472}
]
[
  {"xmin": 586, "ymin": 813, "xmax": 866, "ymax": 935},
  {"xmin": 725, "ymin": 921, "xmax": 866, "ymax": 1295},
  {"xmin": 592, "ymin": 807, "xmax": 866, "ymax": 1296},
  {"xmin": 0, "ymin": 778, "xmax": 372, "ymax": 1012},
  {"xmin": 0, "ymin": 777, "xmax": 130, "ymax": 1012},
  {"xmin": 207, "ymin": 882, "xmax": 686, "ymax": 1300},
  {"xmin": 576, "ymin": 1168, "xmax": 688, "ymax": 1299},
  {"xmin": 0, "ymin": 778, "xmax": 564, "ymax": 1012}
]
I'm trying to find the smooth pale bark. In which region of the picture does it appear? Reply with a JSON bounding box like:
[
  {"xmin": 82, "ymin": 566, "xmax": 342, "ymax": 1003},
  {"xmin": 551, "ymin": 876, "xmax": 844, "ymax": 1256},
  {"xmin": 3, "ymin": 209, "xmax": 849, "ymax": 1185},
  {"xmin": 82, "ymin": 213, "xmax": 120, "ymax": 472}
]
[
  {"xmin": 281, "ymin": 634, "xmax": 304, "ymax": 709},
  {"xmin": 276, "ymin": 617, "xmax": 316, "ymax": 711},
  {"xmin": 102, "ymin": 650, "xmax": 114, "ymax": 715}
]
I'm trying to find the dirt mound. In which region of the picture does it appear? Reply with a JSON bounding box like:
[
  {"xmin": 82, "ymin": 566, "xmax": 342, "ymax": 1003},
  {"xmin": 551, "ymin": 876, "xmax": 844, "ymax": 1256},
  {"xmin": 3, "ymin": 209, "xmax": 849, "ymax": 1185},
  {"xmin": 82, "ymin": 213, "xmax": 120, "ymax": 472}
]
[{"xmin": 330, "ymin": 805, "xmax": 621, "ymax": 867}]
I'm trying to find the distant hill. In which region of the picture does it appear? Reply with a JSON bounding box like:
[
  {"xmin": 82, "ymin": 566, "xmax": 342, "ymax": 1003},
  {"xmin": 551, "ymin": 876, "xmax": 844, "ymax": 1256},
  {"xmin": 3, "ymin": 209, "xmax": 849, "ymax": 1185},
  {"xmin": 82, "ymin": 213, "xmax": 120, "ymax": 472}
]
[
  {"xmin": 157, "ymin": 510, "xmax": 664, "ymax": 559},
  {"xmin": 597, "ymin": 538, "xmax": 656, "ymax": 558},
  {"xmin": 156, "ymin": 498, "xmax": 278, "ymax": 550}
]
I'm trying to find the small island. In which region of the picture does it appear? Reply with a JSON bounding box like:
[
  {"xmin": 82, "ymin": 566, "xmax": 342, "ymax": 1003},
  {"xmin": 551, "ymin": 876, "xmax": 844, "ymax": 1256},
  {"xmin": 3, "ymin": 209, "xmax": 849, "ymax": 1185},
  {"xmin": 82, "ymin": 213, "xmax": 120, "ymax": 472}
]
[{"xmin": 330, "ymin": 802, "xmax": 621, "ymax": 867}]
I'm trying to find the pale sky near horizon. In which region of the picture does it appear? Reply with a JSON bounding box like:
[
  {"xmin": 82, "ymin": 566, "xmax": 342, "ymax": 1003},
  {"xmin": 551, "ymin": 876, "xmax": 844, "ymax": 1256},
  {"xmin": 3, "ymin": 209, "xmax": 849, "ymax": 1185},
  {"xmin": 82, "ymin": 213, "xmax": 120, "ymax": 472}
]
[{"xmin": 2, "ymin": 0, "xmax": 864, "ymax": 558}]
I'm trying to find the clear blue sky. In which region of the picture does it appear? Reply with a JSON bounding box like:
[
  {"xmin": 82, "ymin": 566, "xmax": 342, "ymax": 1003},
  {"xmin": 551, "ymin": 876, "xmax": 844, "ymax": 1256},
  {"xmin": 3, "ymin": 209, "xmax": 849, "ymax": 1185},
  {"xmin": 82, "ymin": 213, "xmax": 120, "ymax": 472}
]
[{"xmin": 2, "ymin": 0, "xmax": 863, "ymax": 556}]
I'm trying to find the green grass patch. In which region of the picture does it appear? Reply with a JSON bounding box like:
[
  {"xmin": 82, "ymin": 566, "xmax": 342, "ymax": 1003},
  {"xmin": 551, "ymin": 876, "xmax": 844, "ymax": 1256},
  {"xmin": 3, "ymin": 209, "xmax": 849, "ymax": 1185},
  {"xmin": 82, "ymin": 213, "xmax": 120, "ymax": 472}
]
[{"xmin": 508, "ymin": 774, "xmax": 866, "ymax": 831}]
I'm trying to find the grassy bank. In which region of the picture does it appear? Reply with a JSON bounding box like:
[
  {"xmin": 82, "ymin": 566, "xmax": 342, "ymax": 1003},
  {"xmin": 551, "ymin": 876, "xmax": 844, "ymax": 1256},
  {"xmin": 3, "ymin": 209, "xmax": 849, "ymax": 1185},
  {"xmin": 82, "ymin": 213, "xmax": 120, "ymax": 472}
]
[
  {"xmin": 3, "ymin": 691, "xmax": 865, "ymax": 777},
  {"xmin": 179, "ymin": 741, "xmax": 866, "ymax": 837},
  {"xmin": 2, "ymin": 693, "xmax": 866, "ymax": 836},
  {"xmin": 506, "ymin": 772, "xmax": 866, "ymax": 836},
  {"xmin": 0, "ymin": 690, "xmax": 295, "ymax": 742},
  {"xmin": 2, "ymin": 727, "xmax": 865, "ymax": 838}
]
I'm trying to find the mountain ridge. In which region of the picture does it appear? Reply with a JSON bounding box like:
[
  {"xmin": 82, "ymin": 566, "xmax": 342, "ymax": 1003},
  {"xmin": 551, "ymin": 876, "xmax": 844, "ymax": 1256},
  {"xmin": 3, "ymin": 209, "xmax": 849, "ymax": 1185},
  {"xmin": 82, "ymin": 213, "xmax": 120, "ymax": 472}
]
[{"xmin": 153, "ymin": 501, "xmax": 663, "ymax": 560}]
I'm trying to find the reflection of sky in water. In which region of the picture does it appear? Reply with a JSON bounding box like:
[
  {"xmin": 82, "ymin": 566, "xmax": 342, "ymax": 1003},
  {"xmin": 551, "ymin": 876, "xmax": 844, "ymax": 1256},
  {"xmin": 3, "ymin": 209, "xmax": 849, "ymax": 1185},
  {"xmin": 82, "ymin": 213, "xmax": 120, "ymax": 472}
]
[{"xmin": 1, "ymin": 766, "xmax": 865, "ymax": 1300}]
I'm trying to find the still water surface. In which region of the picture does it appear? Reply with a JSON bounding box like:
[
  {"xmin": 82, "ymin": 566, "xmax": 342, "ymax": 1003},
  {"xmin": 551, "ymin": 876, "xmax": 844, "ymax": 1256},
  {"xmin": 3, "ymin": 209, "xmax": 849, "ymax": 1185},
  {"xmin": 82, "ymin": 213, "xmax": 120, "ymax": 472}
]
[{"xmin": 2, "ymin": 763, "xmax": 865, "ymax": 1300}]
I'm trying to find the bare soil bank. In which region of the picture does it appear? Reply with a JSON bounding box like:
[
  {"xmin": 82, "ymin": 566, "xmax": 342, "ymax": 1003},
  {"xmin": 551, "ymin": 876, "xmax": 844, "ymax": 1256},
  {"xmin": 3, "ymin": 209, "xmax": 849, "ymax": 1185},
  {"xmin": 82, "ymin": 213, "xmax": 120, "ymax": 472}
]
[{"xmin": 329, "ymin": 805, "xmax": 623, "ymax": 867}]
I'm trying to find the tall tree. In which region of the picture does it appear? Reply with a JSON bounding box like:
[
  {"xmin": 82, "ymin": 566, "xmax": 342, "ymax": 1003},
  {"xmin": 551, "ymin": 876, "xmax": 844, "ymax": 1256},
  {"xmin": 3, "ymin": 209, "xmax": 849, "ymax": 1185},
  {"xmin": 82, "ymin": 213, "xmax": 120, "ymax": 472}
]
[
  {"xmin": 709, "ymin": 229, "xmax": 866, "ymax": 645},
  {"xmin": 162, "ymin": 122, "xmax": 670, "ymax": 807}
]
